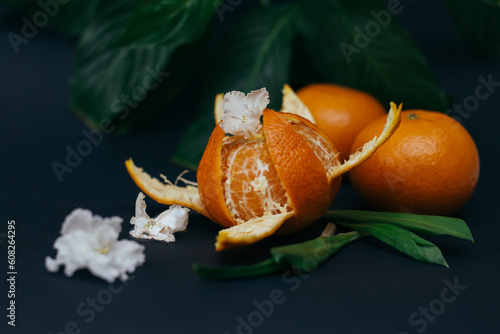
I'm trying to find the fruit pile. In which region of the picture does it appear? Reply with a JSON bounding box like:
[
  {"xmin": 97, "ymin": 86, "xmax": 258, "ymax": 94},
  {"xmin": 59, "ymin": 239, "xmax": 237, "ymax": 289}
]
[{"xmin": 126, "ymin": 83, "xmax": 479, "ymax": 250}]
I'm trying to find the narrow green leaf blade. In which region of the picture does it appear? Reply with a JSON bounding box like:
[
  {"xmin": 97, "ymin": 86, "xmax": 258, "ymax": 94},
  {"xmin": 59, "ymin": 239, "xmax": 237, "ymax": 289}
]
[
  {"xmin": 446, "ymin": 0, "xmax": 500, "ymax": 54},
  {"xmin": 172, "ymin": 3, "xmax": 298, "ymax": 169},
  {"xmin": 337, "ymin": 222, "xmax": 449, "ymax": 267},
  {"xmin": 324, "ymin": 210, "xmax": 474, "ymax": 242},
  {"xmin": 298, "ymin": 0, "xmax": 447, "ymax": 111},
  {"xmin": 111, "ymin": 0, "xmax": 217, "ymax": 48},
  {"xmin": 270, "ymin": 231, "xmax": 365, "ymax": 272},
  {"xmin": 192, "ymin": 258, "xmax": 286, "ymax": 280}
]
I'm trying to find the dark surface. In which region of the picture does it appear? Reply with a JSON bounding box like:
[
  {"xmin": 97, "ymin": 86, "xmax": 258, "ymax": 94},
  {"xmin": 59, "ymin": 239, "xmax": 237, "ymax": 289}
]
[{"xmin": 1, "ymin": 2, "xmax": 500, "ymax": 334}]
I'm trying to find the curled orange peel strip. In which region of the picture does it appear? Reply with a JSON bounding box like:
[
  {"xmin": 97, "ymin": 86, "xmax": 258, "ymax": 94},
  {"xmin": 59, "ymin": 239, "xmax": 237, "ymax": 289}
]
[
  {"xmin": 281, "ymin": 84, "xmax": 316, "ymax": 124},
  {"xmin": 327, "ymin": 101, "xmax": 402, "ymax": 181},
  {"xmin": 215, "ymin": 212, "xmax": 294, "ymax": 251},
  {"xmin": 125, "ymin": 159, "xmax": 210, "ymax": 219}
]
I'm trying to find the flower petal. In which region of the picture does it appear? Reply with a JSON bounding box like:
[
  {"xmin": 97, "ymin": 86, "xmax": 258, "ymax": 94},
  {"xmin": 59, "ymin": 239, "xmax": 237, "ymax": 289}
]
[
  {"xmin": 60, "ymin": 208, "xmax": 123, "ymax": 236},
  {"xmin": 221, "ymin": 91, "xmax": 247, "ymax": 118},
  {"xmin": 129, "ymin": 195, "xmax": 190, "ymax": 242},
  {"xmin": 155, "ymin": 205, "xmax": 189, "ymax": 233},
  {"xmin": 131, "ymin": 192, "xmax": 151, "ymax": 223},
  {"xmin": 86, "ymin": 242, "xmax": 143, "ymax": 284},
  {"xmin": 45, "ymin": 257, "xmax": 60, "ymax": 272},
  {"xmin": 60, "ymin": 208, "xmax": 94, "ymax": 235},
  {"xmin": 245, "ymin": 88, "xmax": 269, "ymax": 116}
]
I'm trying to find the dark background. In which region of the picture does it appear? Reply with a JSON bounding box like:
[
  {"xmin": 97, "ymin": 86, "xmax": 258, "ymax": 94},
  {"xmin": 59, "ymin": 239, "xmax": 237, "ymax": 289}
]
[{"xmin": 1, "ymin": 1, "xmax": 500, "ymax": 334}]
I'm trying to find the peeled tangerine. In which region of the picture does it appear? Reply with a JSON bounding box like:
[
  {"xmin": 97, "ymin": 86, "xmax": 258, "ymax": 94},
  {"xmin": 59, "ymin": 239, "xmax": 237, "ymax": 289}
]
[{"xmin": 126, "ymin": 86, "xmax": 401, "ymax": 251}]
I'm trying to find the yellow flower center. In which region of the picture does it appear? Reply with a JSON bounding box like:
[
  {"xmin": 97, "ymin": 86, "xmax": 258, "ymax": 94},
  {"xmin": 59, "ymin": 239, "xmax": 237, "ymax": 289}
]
[
  {"xmin": 144, "ymin": 220, "xmax": 155, "ymax": 229},
  {"xmin": 99, "ymin": 246, "xmax": 110, "ymax": 255}
]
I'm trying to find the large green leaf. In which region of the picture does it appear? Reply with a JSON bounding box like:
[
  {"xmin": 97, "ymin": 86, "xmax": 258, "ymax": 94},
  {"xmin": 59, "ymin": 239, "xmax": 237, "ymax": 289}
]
[
  {"xmin": 111, "ymin": 0, "xmax": 218, "ymax": 48},
  {"xmin": 172, "ymin": 3, "xmax": 298, "ymax": 169},
  {"xmin": 337, "ymin": 222, "xmax": 449, "ymax": 267},
  {"xmin": 446, "ymin": 0, "xmax": 500, "ymax": 55},
  {"xmin": 324, "ymin": 210, "xmax": 474, "ymax": 242},
  {"xmin": 1, "ymin": 0, "xmax": 97, "ymax": 36},
  {"xmin": 297, "ymin": 0, "xmax": 447, "ymax": 111},
  {"xmin": 69, "ymin": 0, "xmax": 208, "ymax": 133}
]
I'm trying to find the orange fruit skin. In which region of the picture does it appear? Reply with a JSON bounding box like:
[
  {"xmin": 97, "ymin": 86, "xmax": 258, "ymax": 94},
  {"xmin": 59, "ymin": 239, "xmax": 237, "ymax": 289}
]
[
  {"xmin": 197, "ymin": 124, "xmax": 237, "ymax": 228},
  {"xmin": 296, "ymin": 83, "xmax": 386, "ymax": 162},
  {"xmin": 349, "ymin": 110, "xmax": 480, "ymax": 215},
  {"xmin": 263, "ymin": 110, "xmax": 341, "ymax": 234},
  {"xmin": 197, "ymin": 108, "xmax": 342, "ymax": 235}
]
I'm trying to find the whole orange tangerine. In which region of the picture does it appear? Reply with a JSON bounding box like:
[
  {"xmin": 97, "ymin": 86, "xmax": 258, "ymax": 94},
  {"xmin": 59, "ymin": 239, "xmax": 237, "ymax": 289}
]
[
  {"xmin": 349, "ymin": 110, "xmax": 480, "ymax": 215},
  {"xmin": 296, "ymin": 83, "xmax": 387, "ymax": 163}
]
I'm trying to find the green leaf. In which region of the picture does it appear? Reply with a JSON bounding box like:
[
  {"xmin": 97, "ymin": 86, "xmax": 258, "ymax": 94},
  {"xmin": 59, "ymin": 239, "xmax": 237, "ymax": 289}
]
[
  {"xmin": 324, "ymin": 210, "xmax": 474, "ymax": 242},
  {"xmin": 337, "ymin": 222, "xmax": 449, "ymax": 267},
  {"xmin": 192, "ymin": 258, "xmax": 287, "ymax": 280},
  {"xmin": 69, "ymin": 0, "xmax": 207, "ymax": 133},
  {"xmin": 446, "ymin": 0, "xmax": 500, "ymax": 55},
  {"xmin": 1, "ymin": 0, "xmax": 97, "ymax": 36},
  {"xmin": 111, "ymin": 0, "xmax": 218, "ymax": 48},
  {"xmin": 271, "ymin": 231, "xmax": 366, "ymax": 271},
  {"xmin": 172, "ymin": 3, "xmax": 298, "ymax": 169},
  {"xmin": 193, "ymin": 231, "xmax": 364, "ymax": 280},
  {"xmin": 298, "ymin": 0, "xmax": 447, "ymax": 111}
]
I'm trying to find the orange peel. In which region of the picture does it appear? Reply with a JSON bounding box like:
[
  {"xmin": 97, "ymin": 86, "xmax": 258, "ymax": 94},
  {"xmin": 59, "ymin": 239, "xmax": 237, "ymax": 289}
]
[{"xmin": 125, "ymin": 160, "xmax": 209, "ymax": 219}]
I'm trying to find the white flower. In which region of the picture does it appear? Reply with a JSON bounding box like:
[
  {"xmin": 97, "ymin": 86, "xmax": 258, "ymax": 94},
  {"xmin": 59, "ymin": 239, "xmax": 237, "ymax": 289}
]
[
  {"xmin": 220, "ymin": 88, "xmax": 269, "ymax": 138},
  {"xmin": 45, "ymin": 209, "xmax": 145, "ymax": 283},
  {"xmin": 130, "ymin": 192, "xmax": 189, "ymax": 242}
]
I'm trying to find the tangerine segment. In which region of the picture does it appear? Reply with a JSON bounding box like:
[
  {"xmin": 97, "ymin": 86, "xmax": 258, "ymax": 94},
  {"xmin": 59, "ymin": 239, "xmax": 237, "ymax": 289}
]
[
  {"xmin": 263, "ymin": 110, "xmax": 332, "ymax": 232},
  {"xmin": 221, "ymin": 137, "xmax": 291, "ymax": 223},
  {"xmin": 216, "ymin": 212, "xmax": 294, "ymax": 251},
  {"xmin": 197, "ymin": 124, "xmax": 237, "ymax": 228},
  {"xmin": 328, "ymin": 102, "xmax": 402, "ymax": 181},
  {"xmin": 125, "ymin": 158, "xmax": 209, "ymax": 218}
]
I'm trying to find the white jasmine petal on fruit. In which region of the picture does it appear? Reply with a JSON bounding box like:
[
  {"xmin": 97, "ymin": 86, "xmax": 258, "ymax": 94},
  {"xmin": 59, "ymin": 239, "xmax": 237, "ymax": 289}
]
[
  {"xmin": 130, "ymin": 192, "xmax": 189, "ymax": 242},
  {"xmin": 45, "ymin": 208, "xmax": 145, "ymax": 283},
  {"xmin": 220, "ymin": 88, "xmax": 269, "ymax": 138}
]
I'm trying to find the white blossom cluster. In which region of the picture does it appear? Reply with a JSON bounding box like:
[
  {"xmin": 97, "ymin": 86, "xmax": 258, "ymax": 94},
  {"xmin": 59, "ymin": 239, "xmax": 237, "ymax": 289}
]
[{"xmin": 45, "ymin": 209, "xmax": 145, "ymax": 283}]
